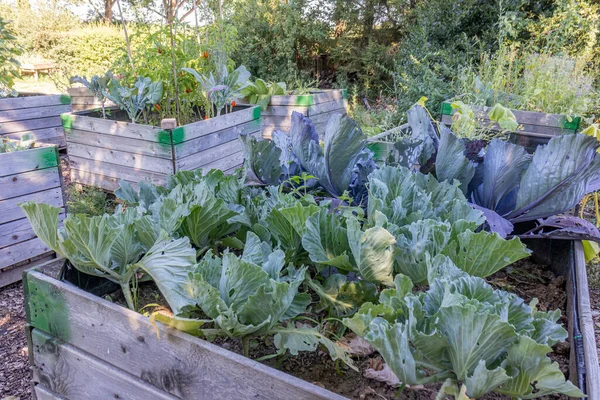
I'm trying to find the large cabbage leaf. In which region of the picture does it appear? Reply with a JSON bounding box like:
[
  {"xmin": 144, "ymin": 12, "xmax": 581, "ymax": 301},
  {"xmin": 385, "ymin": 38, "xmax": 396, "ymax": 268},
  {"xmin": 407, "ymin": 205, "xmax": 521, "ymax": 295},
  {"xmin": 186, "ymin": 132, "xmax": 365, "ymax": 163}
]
[
  {"xmin": 508, "ymin": 134, "xmax": 600, "ymax": 223},
  {"xmin": 343, "ymin": 273, "xmax": 583, "ymax": 398}
]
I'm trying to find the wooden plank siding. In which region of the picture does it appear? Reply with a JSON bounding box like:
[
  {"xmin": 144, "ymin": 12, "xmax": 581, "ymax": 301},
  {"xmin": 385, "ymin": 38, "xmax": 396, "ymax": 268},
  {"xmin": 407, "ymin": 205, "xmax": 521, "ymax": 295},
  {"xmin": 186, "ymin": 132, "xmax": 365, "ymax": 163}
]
[
  {"xmin": 0, "ymin": 94, "xmax": 71, "ymax": 147},
  {"xmin": 67, "ymin": 87, "xmax": 116, "ymax": 112},
  {"xmin": 0, "ymin": 143, "xmax": 64, "ymax": 287},
  {"xmin": 24, "ymin": 265, "xmax": 347, "ymax": 400},
  {"xmin": 62, "ymin": 105, "xmax": 261, "ymax": 192},
  {"xmin": 252, "ymin": 89, "xmax": 348, "ymax": 139},
  {"xmin": 439, "ymin": 101, "xmax": 581, "ymax": 152}
]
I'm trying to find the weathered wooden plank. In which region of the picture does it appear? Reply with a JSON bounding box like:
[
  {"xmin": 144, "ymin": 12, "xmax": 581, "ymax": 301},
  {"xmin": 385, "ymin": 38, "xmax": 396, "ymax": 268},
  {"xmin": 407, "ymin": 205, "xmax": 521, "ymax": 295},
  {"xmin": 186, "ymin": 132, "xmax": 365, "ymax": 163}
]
[
  {"xmin": 0, "ymin": 94, "xmax": 69, "ymax": 111},
  {"xmin": 269, "ymin": 94, "xmax": 314, "ymax": 106},
  {"xmin": 0, "ymin": 212, "xmax": 64, "ymax": 249},
  {"xmin": 441, "ymin": 114, "xmax": 571, "ymax": 138},
  {"xmin": 201, "ymin": 150, "xmax": 245, "ymax": 173},
  {"xmin": 34, "ymin": 384, "xmax": 66, "ymax": 400},
  {"xmin": 69, "ymin": 156, "xmax": 168, "ymax": 186},
  {"xmin": 262, "ymin": 105, "xmax": 308, "ymax": 117},
  {"xmin": 66, "ymin": 129, "xmax": 173, "ymax": 159},
  {"xmin": 0, "ymin": 104, "xmax": 72, "ymax": 123},
  {"xmin": 311, "ymin": 90, "xmax": 347, "ymax": 105},
  {"xmin": 0, "ymin": 146, "xmax": 58, "ymax": 177},
  {"xmin": 573, "ymin": 241, "xmax": 600, "ymax": 398},
  {"xmin": 31, "ymin": 329, "xmax": 178, "ymax": 400},
  {"xmin": 0, "ymin": 252, "xmax": 55, "ymax": 288},
  {"xmin": 0, "ymin": 116, "xmax": 62, "ymax": 134},
  {"xmin": 176, "ymin": 136, "xmax": 247, "ymax": 171},
  {"xmin": 64, "ymin": 112, "xmax": 164, "ymax": 142},
  {"xmin": 306, "ymin": 108, "xmax": 346, "ymax": 126},
  {"xmin": 308, "ymin": 99, "xmax": 348, "ymax": 116},
  {"xmin": 66, "ymin": 87, "xmax": 92, "ymax": 96},
  {"xmin": 0, "ymin": 237, "xmax": 54, "ymax": 270},
  {"xmin": 0, "ymin": 187, "xmax": 63, "ymax": 225},
  {"xmin": 174, "ymin": 119, "xmax": 261, "ymax": 158},
  {"xmin": 261, "ymin": 115, "xmax": 290, "ymax": 126},
  {"xmin": 70, "ymin": 169, "xmax": 144, "ymax": 192},
  {"xmin": 70, "ymin": 96, "xmax": 110, "ymax": 106},
  {"xmin": 176, "ymin": 105, "xmax": 260, "ymax": 142},
  {"xmin": 24, "ymin": 269, "xmax": 345, "ymax": 400},
  {"xmin": 441, "ymin": 103, "xmax": 578, "ymax": 131},
  {"xmin": 0, "ymin": 168, "xmax": 61, "ymax": 200},
  {"xmin": 67, "ymin": 143, "xmax": 174, "ymax": 175}
]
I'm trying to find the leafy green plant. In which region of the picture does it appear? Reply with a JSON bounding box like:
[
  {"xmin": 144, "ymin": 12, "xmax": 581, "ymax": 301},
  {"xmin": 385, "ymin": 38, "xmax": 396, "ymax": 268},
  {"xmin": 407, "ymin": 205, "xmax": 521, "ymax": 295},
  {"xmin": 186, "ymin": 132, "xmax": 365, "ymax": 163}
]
[
  {"xmin": 20, "ymin": 202, "xmax": 196, "ymax": 312},
  {"xmin": 448, "ymin": 101, "xmax": 518, "ymax": 140},
  {"xmin": 344, "ymin": 271, "xmax": 583, "ymax": 398},
  {"xmin": 454, "ymin": 45, "xmax": 597, "ymax": 116},
  {"xmin": 0, "ymin": 134, "xmax": 34, "ymax": 153},
  {"xmin": 183, "ymin": 63, "xmax": 250, "ymax": 117},
  {"xmin": 106, "ymin": 76, "xmax": 163, "ymax": 124},
  {"xmin": 384, "ymin": 104, "xmax": 600, "ymax": 242},
  {"xmin": 0, "ymin": 16, "xmax": 21, "ymax": 97},
  {"xmin": 70, "ymin": 71, "xmax": 114, "ymax": 119},
  {"xmin": 239, "ymin": 79, "xmax": 287, "ymax": 110}
]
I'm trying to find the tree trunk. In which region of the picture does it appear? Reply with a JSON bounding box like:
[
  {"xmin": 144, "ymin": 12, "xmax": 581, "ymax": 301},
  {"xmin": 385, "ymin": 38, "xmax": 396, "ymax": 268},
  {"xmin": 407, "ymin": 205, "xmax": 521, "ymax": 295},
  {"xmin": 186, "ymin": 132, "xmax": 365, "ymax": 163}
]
[{"xmin": 104, "ymin": 0, "xmax": 115, "ymax": 23}]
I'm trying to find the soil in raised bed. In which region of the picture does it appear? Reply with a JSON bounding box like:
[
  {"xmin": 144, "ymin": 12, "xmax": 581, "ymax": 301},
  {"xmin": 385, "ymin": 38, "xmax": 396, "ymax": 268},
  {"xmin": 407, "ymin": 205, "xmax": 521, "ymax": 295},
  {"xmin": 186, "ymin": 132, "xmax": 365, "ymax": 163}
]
[{"xmin": 105, "ymin": 257, "xmax": 572, "ymax": 400}]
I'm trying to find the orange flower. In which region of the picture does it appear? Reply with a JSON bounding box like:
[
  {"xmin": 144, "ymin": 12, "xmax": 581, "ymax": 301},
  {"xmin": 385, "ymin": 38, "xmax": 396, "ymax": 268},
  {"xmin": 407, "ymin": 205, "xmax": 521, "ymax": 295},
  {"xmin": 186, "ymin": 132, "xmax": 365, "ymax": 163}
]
[
  {"xmin": 203, "ymin": 51, "xmax": 209, "ymax": 58},
  {"xmin": 204, "ymin": 115, "xmax": 209, "ymax": 120},
  {"xmin": 231, "ymin": 100, "xmax": 237, "ymax": 107},
  {"xmin": 185, "ymin": 88, "xmax": 191, "ymax": 93},
  {"xmin": 154, "ymin": 104, "xmax": 161, "ymax": 111}
]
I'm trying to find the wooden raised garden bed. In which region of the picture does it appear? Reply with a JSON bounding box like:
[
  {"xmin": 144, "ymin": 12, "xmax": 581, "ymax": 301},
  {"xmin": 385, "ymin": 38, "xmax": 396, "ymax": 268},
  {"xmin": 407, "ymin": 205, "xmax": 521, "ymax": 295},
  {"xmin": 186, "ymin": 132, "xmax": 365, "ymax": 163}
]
[
  {"xmin": 23, "ymin": 259, "xmax": 344, "ymax": 400},
  {"xmin": 61, "ymin": 105, "xmax": 261, "ymax": 191},
  {"xmin": 67, "ymin": 87, "xmax": 116, "ymax": 112},
  {"xmin": 0, "ymin": 143, "xmax": 64, "ymax": 288},
  {"xmin": 0, "ymin": 94, "xmax": 72, "ymax": 148},
  {"xmin": 440, "ymin": 101, "xmax": 581, "ymax": 152},
  {"xmin": 22, "ymin": 239, "xmax": 600, "ymax": 400},
  {"xmin": 260, "ymin": 89, "xmax": 348, "ymax": 139}
]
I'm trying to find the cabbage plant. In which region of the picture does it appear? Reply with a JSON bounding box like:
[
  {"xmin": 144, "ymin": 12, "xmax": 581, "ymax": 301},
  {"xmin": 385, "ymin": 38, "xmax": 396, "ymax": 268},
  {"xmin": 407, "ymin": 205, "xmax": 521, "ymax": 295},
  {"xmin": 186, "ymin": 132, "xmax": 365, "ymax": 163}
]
[
  {"xmin": 344, "ymin": 268, "xmax": 583, "ymax": 399},
  {"xmin": 70, "ymin": 71, "xmax": 114, "ymax": 119},
  {"xmin": 107, "ymin": 76, "xmax": 163, "ymax": 123},
  {"xmin": 180, "ymin": 232, "xmax": 355, "ymax": 368},
  {"xmin": 393, "ymin": 104, "xmax": 600, "ymax": 242},
  {"xmin": 20, "ymin": 202, "xmax": 196, "ymax": 312},
  {"xmin": 241, "ymin": 111, "xmax": 376, "ymax": 205}
]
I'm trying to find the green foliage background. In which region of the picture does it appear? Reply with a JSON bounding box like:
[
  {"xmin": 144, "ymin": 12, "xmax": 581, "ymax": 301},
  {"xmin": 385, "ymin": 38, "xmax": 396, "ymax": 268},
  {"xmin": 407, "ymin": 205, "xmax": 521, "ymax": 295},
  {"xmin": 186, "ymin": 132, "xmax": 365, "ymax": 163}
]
[{"xmin": 1, "ymin": 0, "xmax": 598, "ymax": 127}]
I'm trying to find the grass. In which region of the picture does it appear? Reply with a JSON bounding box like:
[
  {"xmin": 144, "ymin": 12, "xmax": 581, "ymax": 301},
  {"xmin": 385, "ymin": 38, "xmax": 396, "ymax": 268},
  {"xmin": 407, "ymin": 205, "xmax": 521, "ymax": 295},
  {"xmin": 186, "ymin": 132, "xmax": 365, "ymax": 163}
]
[{"xmin": 67, "ymin": 184, "xmax": 117, "ymax": 216}]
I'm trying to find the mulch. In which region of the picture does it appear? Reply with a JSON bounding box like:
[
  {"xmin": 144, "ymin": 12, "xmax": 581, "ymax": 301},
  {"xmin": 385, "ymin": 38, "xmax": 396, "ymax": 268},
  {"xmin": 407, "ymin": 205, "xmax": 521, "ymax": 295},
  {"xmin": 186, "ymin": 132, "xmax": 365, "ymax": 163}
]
[{"xmin": 0, "ymin": 281, "xmax": 31, "ymax": 400}]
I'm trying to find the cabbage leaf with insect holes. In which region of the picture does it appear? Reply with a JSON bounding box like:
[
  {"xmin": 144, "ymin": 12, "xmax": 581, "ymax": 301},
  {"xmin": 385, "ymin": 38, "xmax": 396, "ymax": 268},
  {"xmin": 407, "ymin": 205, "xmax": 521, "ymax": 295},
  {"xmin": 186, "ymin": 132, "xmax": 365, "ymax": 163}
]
[
  {"xmin": 185, "ymin": 234, "xmax": 356, "ymax": 369},
  {"xmin": 343, "ymin": 265, "xmax": 583, "ymax": 399}
]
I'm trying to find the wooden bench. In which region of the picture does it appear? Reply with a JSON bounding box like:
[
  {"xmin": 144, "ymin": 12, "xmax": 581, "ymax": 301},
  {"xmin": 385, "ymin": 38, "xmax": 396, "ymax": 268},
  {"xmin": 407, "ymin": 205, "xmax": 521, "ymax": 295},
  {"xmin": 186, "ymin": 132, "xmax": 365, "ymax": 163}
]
[{"xmin": 19, "ymin": 63, "xmax": 55, "ymax": 81}]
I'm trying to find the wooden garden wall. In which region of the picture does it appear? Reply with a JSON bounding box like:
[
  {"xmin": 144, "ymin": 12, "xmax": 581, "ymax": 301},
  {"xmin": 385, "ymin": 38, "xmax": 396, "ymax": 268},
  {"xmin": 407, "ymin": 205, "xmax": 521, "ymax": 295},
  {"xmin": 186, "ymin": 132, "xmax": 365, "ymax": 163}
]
[
  {"xmin": 260, "ymin": 89, "xmax": 348, "ymax": 139},
  {"xmin": 24, "ymin": 263, "xmax": 346, "ymax": 400},
  {"xmin": 0, "ymin": 94, "xmax": 71, "ymax": 148},
  {"xmin": 67, "ymin": 87, "xmax": 115, "ymax": 112},
  {"xmin": 0, "ymin": 144, "xmax": 64, "ymax": 287},
  {"xmin": 62, "ymin": 105, "xmax": 261, "ymax": 192},
  {"xmin": 440, "ymin": 101, "xmax": 580, "ymax": 152}
]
